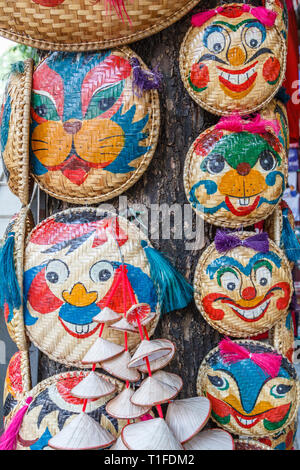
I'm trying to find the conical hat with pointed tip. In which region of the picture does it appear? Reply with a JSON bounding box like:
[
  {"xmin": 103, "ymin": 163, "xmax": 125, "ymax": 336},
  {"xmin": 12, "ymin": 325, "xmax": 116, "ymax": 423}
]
[
  {"xmin": 122, "ymin": 418, "xmax": 183, "ymax": 450},
  {"xmin": 93, "ymin": 308, "xmax": 121, "ymax": 325},
  {"xmin": 152, "ymin": 371, "xmax": 183, "ymax": 393},
  {"xmin": 101, "ymin": 350, "xmax": 140, "ymax": 382},
  {"xmin": 106, "ymin": 387, "xmax": 151, "ymax": 419},
  {"xmin": 131, "ymin": 376, "xmax": 179, "ymax": 406},
  {"xmin": 166, "ymin": 397, "xmax": 211, "ymax": 444},
  {"xmin": 184, "ymin": 429, "xmax": 234, "ymax": 451},
  {"xmin": 128, "ymin": 339, "xmax": 173, "ymax": 369},
  {"xmin": 81, "ymin": 338, "xmax": 124, "ymax": 364},
  {"xmin": 71, "ymin": 371, "xmax": 116, "ymax": 399},
  {"xmin": 110, "ymin": 436, "xmax": 129, "ymax": 450},
  {"xmin": 126, "ymin": 303, "xmax": 151, "ymax": 326},
  {"xmin": 138, "ymin": 339, "xmax": 176, "ymax": 373},
  {"xmin": 110, "ymin": 317, "xmax": 139, "ymax": 334},
  {"xmin": 48, "ymin": 412, "xmax": 115, "ymax": 450}
]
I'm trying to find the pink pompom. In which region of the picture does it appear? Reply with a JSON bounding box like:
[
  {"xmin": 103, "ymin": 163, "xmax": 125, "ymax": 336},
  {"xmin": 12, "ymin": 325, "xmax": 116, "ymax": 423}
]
[
  {"xmin": 216, "ymin": 114, "xmax": 280, "ymax": 135},
  {"xmin": 0, "ymin": 397, "xmax": 32, "ymax": 450},
  {"xmin": 249, "ymin": 6, "xmax": 277, "ymax": 27},
  {"xmin": 191, "ymin": 9, "xmax": 221, "ymax": 27}
]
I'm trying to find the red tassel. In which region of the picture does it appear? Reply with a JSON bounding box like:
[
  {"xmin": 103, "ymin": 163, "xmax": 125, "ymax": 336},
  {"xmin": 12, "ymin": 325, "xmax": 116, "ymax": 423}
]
[
  {"xmin": 219, "ymin": 338, "xmax": 282, "ymax": 378},
  {"xmin": 0, "ymin": 397, "xmax": 32, "ymax": 450}
]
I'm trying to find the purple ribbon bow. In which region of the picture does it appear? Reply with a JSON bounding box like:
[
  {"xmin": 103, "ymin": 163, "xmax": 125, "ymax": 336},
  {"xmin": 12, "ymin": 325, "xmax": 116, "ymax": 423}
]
[{"xmin": 215, "ymin": 231, "xmax": 269, "ymax": 253}]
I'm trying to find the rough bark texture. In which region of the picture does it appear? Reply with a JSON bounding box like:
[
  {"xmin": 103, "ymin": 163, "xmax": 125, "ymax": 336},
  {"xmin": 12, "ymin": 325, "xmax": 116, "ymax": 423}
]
[{"xmin": 38, "ymin": 1, "xmax": 223, "ymax": 398}]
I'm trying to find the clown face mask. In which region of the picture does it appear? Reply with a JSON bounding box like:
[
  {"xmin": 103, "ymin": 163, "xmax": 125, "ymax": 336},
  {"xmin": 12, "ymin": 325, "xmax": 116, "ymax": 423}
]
[
  {"xmin": 29, "ymin": 49, "xmax": 159, "ymax": 203},
  {"xmin": 23, "ymin": 208, "xmax": 159, "ymax": 367},
  {"xmin": 12, "ymin": 371, "xmax": 124, "ymax": 450},
  {"xmin": 184, "ymin": 124, "xmax": 287, "ymax": 228},
  {"xmin": 198, "ymin": 340, "xmax": 299, "ymax": 437},
  {"xmin": 194, "ymin": 232, "xmax": 292, "ymax": 337},
  {"xmin": 180, "ymin": 3, "xmax": 286, "ymax": 115}
]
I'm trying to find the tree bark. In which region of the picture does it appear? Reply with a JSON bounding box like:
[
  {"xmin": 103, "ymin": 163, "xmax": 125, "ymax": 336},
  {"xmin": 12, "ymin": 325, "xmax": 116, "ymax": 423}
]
[{"xmin": 38, "ymin": 1, "xmax": 222, "ymax": 399}]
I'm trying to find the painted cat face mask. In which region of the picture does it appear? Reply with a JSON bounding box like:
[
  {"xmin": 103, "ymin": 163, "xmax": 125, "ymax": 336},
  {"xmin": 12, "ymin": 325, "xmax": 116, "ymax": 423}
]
[
  {"xmin": 180, "ymin": 3, "xmax": 287, "ymax": 115},
  {"xmin": 198, "ymin": 339, "xmax": 299, "ymax": 437},
  {"xmin": 194, "ymin": 232, "xmax": 292, "ymax": 337}
]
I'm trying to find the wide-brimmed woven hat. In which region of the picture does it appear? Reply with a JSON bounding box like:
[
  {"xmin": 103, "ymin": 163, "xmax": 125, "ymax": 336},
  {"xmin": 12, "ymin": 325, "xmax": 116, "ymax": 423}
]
[
  {"xmin": 194, "ymin": 231, "xmax": 293, "ymax": 337},
  {"xmin": 0, "ymin": 0, "xmax": 201, "ymax": 51},
  {"xmin": 197, "ymin": 339, "xmax": 300, "ymax": 438},
  {"xmin": 179, "ymin": 1, "xmax": 287, "ymax": 115},
  {"xmin": 2, "ymin": 48, "xmax": 160, "ymax": 204}
]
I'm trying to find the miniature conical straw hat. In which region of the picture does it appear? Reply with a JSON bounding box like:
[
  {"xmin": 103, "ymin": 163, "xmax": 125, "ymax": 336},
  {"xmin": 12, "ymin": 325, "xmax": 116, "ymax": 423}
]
[
  {"xmin": 131, "ymin": 376, "xmax": 179, "ymax": 406},
  {"xmin": 152, "ymin": 371, "xmax": 183, "ymax": 393},
  {"xmin": 110, "ymin": 436, "xmax": 128, "ymax": 451},
  {"xmin": 93, "ymin": 307, "xmax": 121, "ymax": 325},
  {"xmin": 109, "ymin": 317, "xmax": 139, "ymax": 334},
  {"xmin": 81, "ymin": 337, "xmax": 124, "ymax": 364},
  {"xmin": 166, "ymin": 397, "xmax": 211, "ymax": 444},
  {"xmin": 138, "ymin": 339, "xmax": 176, "ymax": 373},
  {"xmin": 70, "ymin": 371, "xmax": 115, "ymax": 399},
  {"xmin": 101, "ymin": 350, "xmax": 141, "ymax": 382},
  {"xmin": 140, "ymin": 312, "xmax": 156, "ymax": 327},
  {"xmin": 106, "ymin": 387, "xmax": 151, "ymax": 420},
  {"xmin": 126, "ymin": 303, "xmax": 151, "ymax": 326},
  {"xmin": 184, "ymin": 429, "xmax": 234, "ymax": 451},
  {"xmin": 48, "ymin": 412, "xmax": 115, "ymax": 450},
  {"xmin": 128, "ymin": 339, "xmax": 173, "ymax": 369},
  {"xmin": 122, "ymin": 418, "xmax": 183, "ymax": 450}
]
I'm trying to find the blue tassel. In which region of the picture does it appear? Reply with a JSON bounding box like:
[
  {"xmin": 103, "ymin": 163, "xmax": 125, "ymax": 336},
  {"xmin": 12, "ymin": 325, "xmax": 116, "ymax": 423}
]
[
  {"xmin": 0, "ymin": 232, "xmax": 21, "ymax": 316},
  {"xmin": 10, "ymin": 61, "xmax": 25, "ymax": 75},
  {"xmin": 141, "ymin": 240, "xmax": 193, "ymax": 314},
  {"xmin": 280, "ymin": 209, "xmax": 300, "ymax": 263}
]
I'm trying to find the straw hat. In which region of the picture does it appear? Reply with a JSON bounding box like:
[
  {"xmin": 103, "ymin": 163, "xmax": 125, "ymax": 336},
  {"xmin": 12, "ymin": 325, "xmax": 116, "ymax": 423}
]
[
  {"xmin": 137, "ymin": 339, "xmax": 176, "ymax": 373},
  {"xmin": 183, "ymin": 109, "xmax": 287, "ymax": 229},
  {"xmin": 81, "ymin": 337, "xmax": 125, "ymax": 364},
  {"xmin": 110, "ymin": 435, "xmax": 128, "ymax": 450},
  {"xmin": 197, "ymin": 339, "xmax": 300, "ymax": 437},
  {"xmin": 165, "ymin": 397, "xmax": 211, "ymax": 444},
  {"xmin": 101, "ymin": 350, "xmax": 141, "ymax": 383},
  {"xmin": 9, "ymin": 49, "xmax": 159, "ymax": 205},
  {"xmin": 128, "ymin": 339, "xmax": 174, "ymax": 369},
  {"xmin": 194, "ymin": 232, "xmax": 293, "ymax": 337},
  {"xmin": 179, "ymin": 2, "xmax": 287, "ymax": 115},
  {"xmin": 130, "ymin": 376, "xmax": 179, "ymax": 406},
  {"xmin": 0, "ymin": 1, "xmax": 201, "ymax": 51},
  {"xmin": 93, "ymin": 307, "xmax": 121, "ymax": 324},
  {"xmin": 184, "ymin": 429, "xmax": 234, "ymax": 450},
  {"xmin": 121, "ymin": 418, "xmax": 183, "ymax": 450},
  {"xmin": 106, "ymin": 386, "xmax": 151, "ymax": 420},
  {"xmin": 23, "ymin": 207, "xmax": 160, "ymax": 367},
  {"xmin": 70, "ymin": 371, "xmax": 116, "ymax": 399}
]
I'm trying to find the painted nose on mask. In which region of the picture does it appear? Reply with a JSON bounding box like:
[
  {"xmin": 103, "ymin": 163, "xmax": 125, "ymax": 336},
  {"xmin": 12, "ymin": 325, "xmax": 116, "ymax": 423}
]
[{"xmin": 62, "ymin": 282, "xmax": 98, "ymax": 307}]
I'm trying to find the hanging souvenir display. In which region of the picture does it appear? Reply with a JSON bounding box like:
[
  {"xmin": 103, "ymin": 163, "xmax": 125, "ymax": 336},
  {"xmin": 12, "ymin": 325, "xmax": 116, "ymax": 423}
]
[
  {"xmin": 0, "ymin": 208, "xmax": 35, "ymax": 350},
  {"xmin": 179, "ymin": 1, "xmax": 287, "ymax": 116},
  {"xmin": 1, "ymin": 49, "xmax": 160, "ymax": 204},
  {"xmin": 22, "ymin": 207, "xmax": 192, "ymax": 367},
  {"xmin": 194, "ymin": 231, "xmax": 292, "ymax": 337},
  {"xmin": 183, "ymin": 112, "xmax": 287, "ymax": 228},
  {"xmin": 0, "ymin": 1, "xmax": 201, "ymax": 52},
  {"xmin": 0, "ymin": 60, "xmax": 33, "ymax": 205},
  {"xmin": 197, "ymin": 338, "xmax": 300, "ymax": 437}
]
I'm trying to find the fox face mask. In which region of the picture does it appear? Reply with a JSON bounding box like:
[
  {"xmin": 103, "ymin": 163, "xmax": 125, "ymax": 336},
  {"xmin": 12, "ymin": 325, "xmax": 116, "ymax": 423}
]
[{"xmin": 29, "ymin": 49, "xmax": 159, "ymax": 203}]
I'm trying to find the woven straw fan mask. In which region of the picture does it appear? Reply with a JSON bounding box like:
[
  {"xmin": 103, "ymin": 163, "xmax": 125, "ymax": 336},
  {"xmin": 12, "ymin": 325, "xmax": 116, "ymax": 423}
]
[
  {"xmin": 194, "ymin": 231, "xmax": 293, "ymax": 337},
  {"xmin": 184, "ymin": 106, "xmax": 287, "ymax": 228},
  {"xmin": 198, "ymin": 339, "xmax": 300, "ymax": 437},
  {"xmin": 180, "ymin": 0, "xmax": 287, "ymax": 115}
]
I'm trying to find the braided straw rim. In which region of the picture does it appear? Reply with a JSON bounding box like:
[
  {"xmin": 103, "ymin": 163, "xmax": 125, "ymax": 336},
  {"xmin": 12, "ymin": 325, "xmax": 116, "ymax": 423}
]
[
  {"xmin": 2, "ymin": 59, "xmax": 33, "ymax": 205},
  {"xmin": 234, "ymin": 439, "xmax": 272, "ymax": 450},
  {"xmin": 0, "ymin": 1, "xmax": 201, "ymax": 52},
  {"xmin": 23, "ymin": 206, "xmax": 160, "ymax": 368},
  {"xmin": 179, "ymin": 3, "xmax": 287, "ymax": 116},
  {"xmin": 194, "ymin": 232, "xmax": 293, "ymax": 337},
  {"xmin": 29, "ymin": 47, "xmax": 160, "ymax": 204},
  {"xmin": 183, "ymin": 126, "xmax": 288, "ymax": 229},
  {"xmin": 197, "ymin": 339, "xmax": 300, "ymax": 437},
  {"xmin": 270, "ymin": 315, "xmax": 295, "ymax": 360}
]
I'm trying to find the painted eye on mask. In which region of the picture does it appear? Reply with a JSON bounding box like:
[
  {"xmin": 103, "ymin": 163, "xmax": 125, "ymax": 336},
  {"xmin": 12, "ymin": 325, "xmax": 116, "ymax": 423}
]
[
  {"xmin": 45, "ymin": 259, "xmax": 69, "ymax": 284},
  {"xmin": 271, "ymin": 384, "xmax": 292, "ymax": 398},
  {"xmin": 203, "ymin": 27, "xmax": 226, "ymax": 54},
  {"xmin": 244, "ymin": 23, "xmax": 266, "ymax": 49},
  {"xmin": 90, "ymin": 261, "xmax": 114, "ymax": 283},
  {"xmin": 254, "ymin": 265, "xmax": 272, "ymax": 287},
  {"xmin": 258, "ymin": 150, "xmax": 277, "ymax": 171},
  {"xmin": 84, "ymin": 81, "xmax": 124, "ymax": 120},
  {"xmin": 208, "ymin": 375, "xmax": 229, "ymax": 391},
  {"xmin": 32, "ymin": 92, "xmax": 60, "ymax": 122},
  {"xmin": 219, "ymin": 270, "xmax": 240, "ymax": 292},
  {"xmin": 202, "ymin": 154, "xmax": 226, "ymax": 174}
]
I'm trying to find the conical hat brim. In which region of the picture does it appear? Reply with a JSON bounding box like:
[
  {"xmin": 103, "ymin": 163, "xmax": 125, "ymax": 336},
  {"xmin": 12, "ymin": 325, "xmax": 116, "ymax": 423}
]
[
  {"xmin": 101, "ymin": 350, "xmax": 141, "ymax": 382},
  {"xmin": 130, "ymin": 376, "xmax": 179, "ymax": 406},
  {"xmin": 138, "ymin": 339, "xmax": 175, "ymax": 373},
  {"xmin": 106, "ymin": 387, "xmax": 151, "ymax": 419},
  {"xmin": 183, "ymin": 429, "xmax": 235, "ymax": 451},
  {"xmin": 81, "ymin": 337, "xmax": 124, "ymax": 364},
  {"xmin": 71, "ymin": 371, "xmax": 116, "ymax": 399},
  {"xmin": 121, "ymin": 418, "xmax": 183, "ymax": 450},
  {"xmin": 93, "ymin": 307, "xmax": 121, "ymax": 324},
  {"xmin": 128, "ymin": 339, "xmax": 173, "ymax": 369}
]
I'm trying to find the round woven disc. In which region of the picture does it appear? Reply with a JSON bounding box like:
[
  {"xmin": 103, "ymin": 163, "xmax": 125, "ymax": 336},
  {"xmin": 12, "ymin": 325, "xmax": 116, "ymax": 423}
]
[
  {"xmin": 8, "ymin": 371, "xmax": 124, "ymax": 450},
  {"xmin": 0, "ymin": 0, "xmax": 201, "ymax": 51},
  {"xmin": 24, "ymin": 207, "xmax": 160, "ymax": 367},
  {"xmin": 0, "ymin": 59, "xmax": 33, "ymax": 205},
  {"xmin": 183, "ymin": 109, "xmax": 287, "ymax": 228},
  {"xmin": 194, "ymin": 232, "xmax": 293, "ymax": 337},
  {"xmin": 260, "ymin": 99, "xmax": 289, "ymax": 154},
  {"xmin": 29, "ymin": 48, "xmax": 159, "ymax": 204},
  {"xmin": 179, "ymin": 3, "xmax": 287, "ymax": 116},
  {"xmin": 270, "ymin": 311, "xmax": 295, "ymax": 363},
  {"xmin": 197, "ymin": 340, "xmax": 300, "ymax": 437}
]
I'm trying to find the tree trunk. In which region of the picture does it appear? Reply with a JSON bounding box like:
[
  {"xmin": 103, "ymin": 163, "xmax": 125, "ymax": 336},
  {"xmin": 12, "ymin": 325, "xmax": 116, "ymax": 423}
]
[{"xmin": 38, "ymin": 1, "xmax": 222, "ymax": 399}]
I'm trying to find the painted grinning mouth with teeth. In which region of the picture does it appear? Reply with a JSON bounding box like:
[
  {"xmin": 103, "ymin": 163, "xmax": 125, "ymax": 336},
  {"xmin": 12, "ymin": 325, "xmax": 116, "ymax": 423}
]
[
  {"xmin": 59, "ymin": 318, "xmax": 100, "ymax": 338},
  {"xmin": 217, "ymin": 61, "xmax": 258, "ymax": 93}
]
